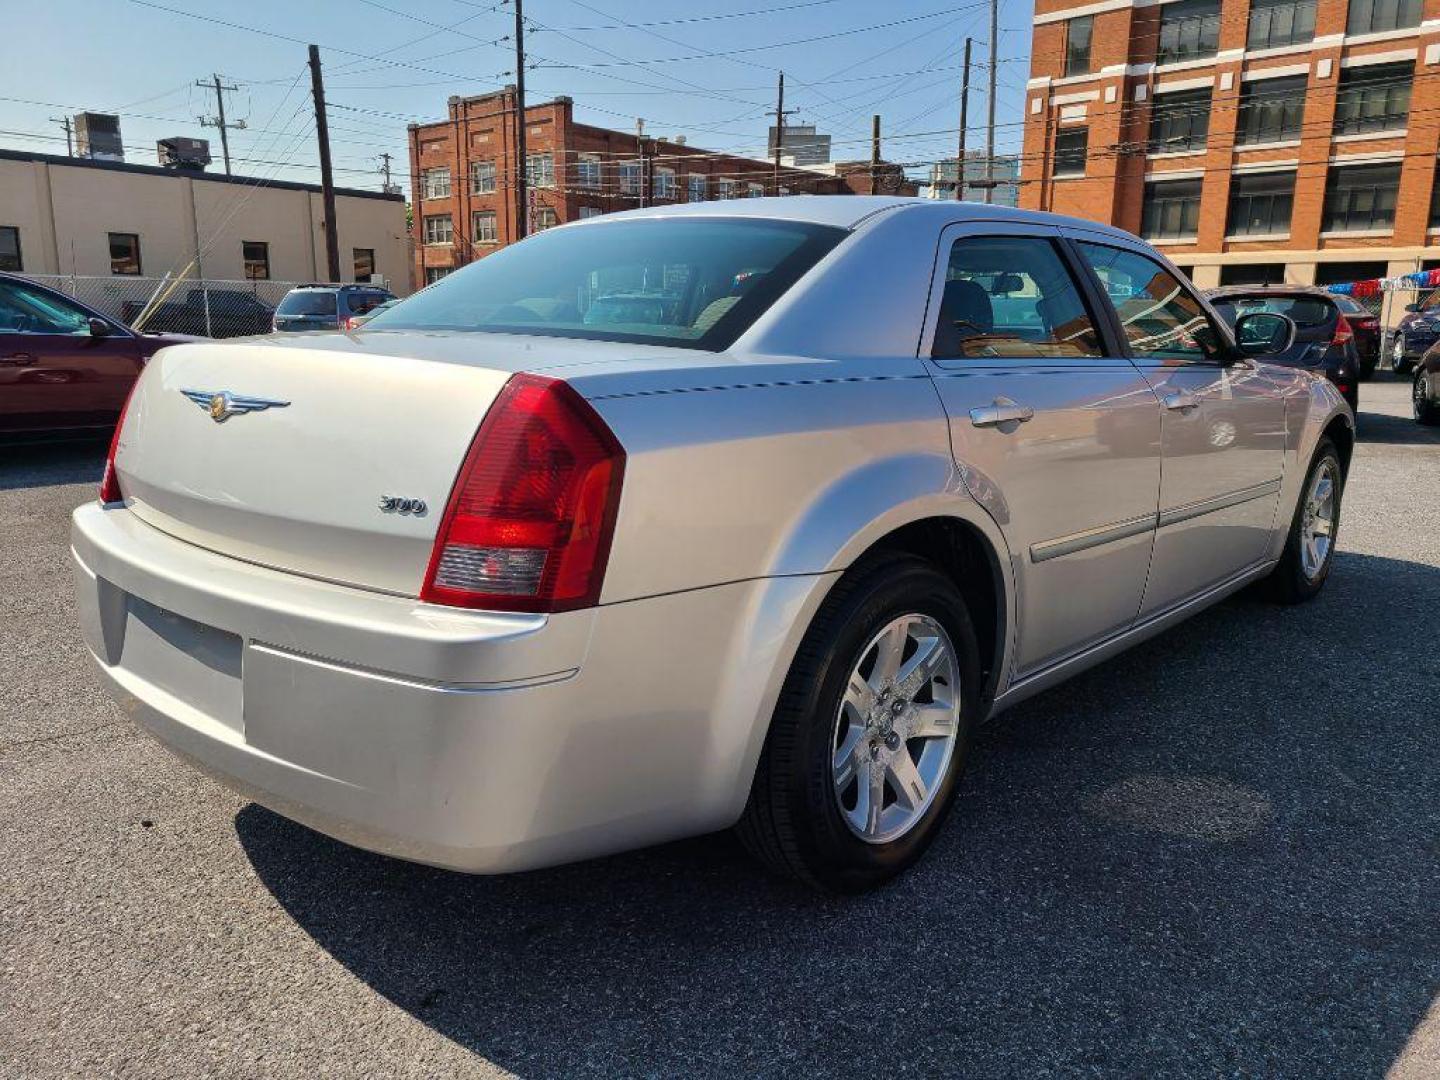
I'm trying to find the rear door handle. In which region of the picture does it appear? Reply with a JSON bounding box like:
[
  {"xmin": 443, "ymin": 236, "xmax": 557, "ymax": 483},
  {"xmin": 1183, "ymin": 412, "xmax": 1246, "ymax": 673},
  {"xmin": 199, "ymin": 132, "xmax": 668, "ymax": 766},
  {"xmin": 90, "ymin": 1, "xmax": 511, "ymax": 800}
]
[
  {"xmin": 1162, "ymin": 391, "xmax": 1201, "ymax": 411},
  {"xmin": 969, "ymin": 398, "xmax": 1035, "ymax": 428}
]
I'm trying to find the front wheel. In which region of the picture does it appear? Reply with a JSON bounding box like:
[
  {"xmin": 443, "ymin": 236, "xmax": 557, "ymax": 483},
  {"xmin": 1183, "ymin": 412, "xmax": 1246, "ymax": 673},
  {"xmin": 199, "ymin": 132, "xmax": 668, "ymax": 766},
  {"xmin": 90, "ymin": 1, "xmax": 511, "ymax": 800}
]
[
  {"xmin": 1415, "ymin": 371, "xmax": 1440, "ymax": 426},
  {"xmin": 1266, "ymin": 439, "xmax": 1343, "ymax": 604},
  {"xmin": 737, "ymin": 554, "xmax": 981, "ymax": 892}
]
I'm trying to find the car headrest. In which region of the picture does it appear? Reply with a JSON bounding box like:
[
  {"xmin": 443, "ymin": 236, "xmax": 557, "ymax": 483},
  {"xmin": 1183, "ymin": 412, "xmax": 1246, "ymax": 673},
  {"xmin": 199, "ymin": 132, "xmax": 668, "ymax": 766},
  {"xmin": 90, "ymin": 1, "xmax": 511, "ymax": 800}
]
[{"xmin": 933, "ymin": 278, "xmax": 994, "ymax": 356}]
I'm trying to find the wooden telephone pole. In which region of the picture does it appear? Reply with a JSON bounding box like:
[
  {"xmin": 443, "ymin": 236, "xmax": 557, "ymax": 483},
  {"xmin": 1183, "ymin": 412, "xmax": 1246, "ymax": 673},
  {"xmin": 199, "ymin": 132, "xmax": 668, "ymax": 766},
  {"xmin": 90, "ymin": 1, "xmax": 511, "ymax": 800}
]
[
  {"xmin": 308, "ymin": 45, "xmax": 341, "ymax": 282},
  {"xmin": 197, "ymin": 74, "xmax": 247, "ymax": 176},
  {"xmin": 513, "ymin": 0, "xmax": 529, "ymax": 240}
]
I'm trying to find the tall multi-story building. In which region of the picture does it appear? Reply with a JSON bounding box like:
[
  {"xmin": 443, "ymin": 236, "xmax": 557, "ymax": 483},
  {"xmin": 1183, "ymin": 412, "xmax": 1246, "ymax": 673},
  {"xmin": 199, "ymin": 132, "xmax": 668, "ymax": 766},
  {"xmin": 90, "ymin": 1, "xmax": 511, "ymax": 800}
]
[
  {"xmin": 1021, "ymin": 0, "xmax": 1440, "ymax": 287},
  {"xmin": 408, "ymin": 90, "xmax": 901, "ymax": 286},
  {"xmin": 926, "ymin": 152, "xmax": 1022, "ymax": 205}
]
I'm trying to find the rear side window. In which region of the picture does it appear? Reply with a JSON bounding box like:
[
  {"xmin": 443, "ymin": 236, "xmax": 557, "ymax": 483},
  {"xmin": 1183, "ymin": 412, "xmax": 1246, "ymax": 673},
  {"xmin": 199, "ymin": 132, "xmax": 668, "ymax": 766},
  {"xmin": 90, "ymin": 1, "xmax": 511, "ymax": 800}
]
[
  {"xmin": 366, "ymin": 218, "xmax": 846, "ymax": 351},
  {"xmin": 346, "ymin": 291, "xmax": 392, "ymax": 314},
  {"xmin": 277, "ymin": 291, "xmax": 338, "ymax": 317},
  {"xmin": 1075, "ymin": 242, "xmax": 1223, "ymax": 363},
  {"xmin": 932, "ymin": 235, "xmax": 1103, "ymax": 359},
  {"xmin": 1210, "ymin": 296, "xmax": 1333, "ymax": 328}
]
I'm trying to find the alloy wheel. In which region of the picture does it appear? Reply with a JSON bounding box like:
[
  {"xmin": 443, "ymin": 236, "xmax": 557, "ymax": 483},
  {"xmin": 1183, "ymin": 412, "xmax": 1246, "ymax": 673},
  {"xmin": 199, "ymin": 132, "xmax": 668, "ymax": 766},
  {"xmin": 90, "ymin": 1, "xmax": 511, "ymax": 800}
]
[
  {"xmin": 1299, "ymin": 460, "xmax": 1337, "ymax": 581},
  {"xmin": 831, "ymin": 614, "xmax": 961, "ymax": 844}
]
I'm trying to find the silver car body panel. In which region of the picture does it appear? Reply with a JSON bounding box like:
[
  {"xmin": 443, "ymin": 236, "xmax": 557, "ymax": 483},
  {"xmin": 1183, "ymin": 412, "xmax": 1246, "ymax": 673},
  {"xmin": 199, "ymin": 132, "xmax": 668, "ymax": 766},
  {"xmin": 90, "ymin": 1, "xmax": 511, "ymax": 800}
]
[{"xmin": 72, "ymin": 196, "xmax": 1353, "ymax": 872}]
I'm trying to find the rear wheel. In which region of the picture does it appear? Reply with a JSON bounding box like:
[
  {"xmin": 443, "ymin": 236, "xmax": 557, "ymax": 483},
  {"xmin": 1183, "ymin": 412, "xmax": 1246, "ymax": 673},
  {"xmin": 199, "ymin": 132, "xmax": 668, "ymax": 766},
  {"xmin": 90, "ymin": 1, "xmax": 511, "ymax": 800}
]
[
  {"xmin": 1415, "ymin": 371, "xmax": 1440, "ymax": 426},
  {"xmin": 1267, "ymin": 439, "xmax": 1343, "ymax": 605},
  {"xmin": 737, "ymin": 554, "xmax": 980, "ymax": 893}
]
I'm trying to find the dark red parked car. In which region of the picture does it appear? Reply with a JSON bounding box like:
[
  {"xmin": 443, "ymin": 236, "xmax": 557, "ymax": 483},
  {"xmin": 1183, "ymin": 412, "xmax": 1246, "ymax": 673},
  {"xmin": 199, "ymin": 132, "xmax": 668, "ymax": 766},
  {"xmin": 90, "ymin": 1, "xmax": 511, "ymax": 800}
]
[{"xmin": 0, "ymin": 272, "xmax": 196, "ymax": 441}]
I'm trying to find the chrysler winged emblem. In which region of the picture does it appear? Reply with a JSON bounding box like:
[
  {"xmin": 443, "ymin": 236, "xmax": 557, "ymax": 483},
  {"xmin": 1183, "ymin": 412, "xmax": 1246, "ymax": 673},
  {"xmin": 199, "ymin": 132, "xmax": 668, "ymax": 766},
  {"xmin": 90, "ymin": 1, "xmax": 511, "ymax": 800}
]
[{"xmin": 181, "ymin": 389, "xmax": 290, "ymax": 423}]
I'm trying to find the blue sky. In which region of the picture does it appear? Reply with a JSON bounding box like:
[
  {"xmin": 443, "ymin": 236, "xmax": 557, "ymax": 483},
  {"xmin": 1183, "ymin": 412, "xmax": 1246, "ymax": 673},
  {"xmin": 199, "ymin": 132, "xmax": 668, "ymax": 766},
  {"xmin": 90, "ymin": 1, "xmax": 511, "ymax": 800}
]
[{"xmin": 2, "ymin": 0, "xmax": 1034, "ymax": 193}]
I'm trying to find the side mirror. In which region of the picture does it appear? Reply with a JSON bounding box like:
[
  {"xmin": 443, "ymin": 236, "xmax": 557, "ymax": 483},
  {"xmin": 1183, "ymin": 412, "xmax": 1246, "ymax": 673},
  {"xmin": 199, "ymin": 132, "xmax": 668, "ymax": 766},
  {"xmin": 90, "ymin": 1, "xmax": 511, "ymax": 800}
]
[
  {"xmin": 87, "ymin": 317, "xmax": 112, "ymax": 338},
  {"xmin": 1233, "ymin": 311, "xmax": 1295, "ymax": 357}
]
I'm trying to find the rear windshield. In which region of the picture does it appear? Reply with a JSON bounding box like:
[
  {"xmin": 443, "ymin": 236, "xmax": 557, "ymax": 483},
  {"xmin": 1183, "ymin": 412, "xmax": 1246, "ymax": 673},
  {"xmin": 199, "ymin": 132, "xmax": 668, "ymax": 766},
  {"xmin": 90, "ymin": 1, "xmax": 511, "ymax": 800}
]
[
  {"xmin": 1211, "ymin": 295, "xmax": 1333, "ymax": 328},
  {"xmin": 277, "ymin": 291, "xmax": 337, "ymax": 317},
  {"xmin": 366, "ymin": 218, "xmax": 847, "ymax": 350}
]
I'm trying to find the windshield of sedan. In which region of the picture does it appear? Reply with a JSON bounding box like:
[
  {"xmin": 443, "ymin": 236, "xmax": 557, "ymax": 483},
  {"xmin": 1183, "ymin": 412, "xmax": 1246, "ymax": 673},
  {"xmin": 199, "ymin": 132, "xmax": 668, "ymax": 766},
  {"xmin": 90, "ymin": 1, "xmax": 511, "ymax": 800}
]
[{"xmin": 368, "ymin": 218, "xmax": 847, "ymax": 350}]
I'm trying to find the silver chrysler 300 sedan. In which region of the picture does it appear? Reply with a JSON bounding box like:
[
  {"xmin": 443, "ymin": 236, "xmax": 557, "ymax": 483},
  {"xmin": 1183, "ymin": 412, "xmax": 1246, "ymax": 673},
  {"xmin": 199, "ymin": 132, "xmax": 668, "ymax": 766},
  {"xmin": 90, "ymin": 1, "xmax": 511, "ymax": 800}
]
[{"xmin": 73, "ymin": 198, "xmax": 1352, "ymax": 892}]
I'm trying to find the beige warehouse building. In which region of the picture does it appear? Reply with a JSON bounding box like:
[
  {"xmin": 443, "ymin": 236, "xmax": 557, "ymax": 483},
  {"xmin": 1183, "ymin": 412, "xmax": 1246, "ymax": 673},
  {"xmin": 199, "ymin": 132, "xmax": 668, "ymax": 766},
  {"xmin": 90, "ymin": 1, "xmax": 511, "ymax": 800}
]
[{"xmin": 0, "ymin": 148, "xmax": 409, "ymax": 290}]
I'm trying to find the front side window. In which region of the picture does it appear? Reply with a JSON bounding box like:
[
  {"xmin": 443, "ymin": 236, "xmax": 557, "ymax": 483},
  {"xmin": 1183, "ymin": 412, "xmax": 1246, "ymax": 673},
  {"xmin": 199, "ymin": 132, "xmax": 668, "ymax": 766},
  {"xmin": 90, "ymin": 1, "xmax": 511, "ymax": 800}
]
[
  {"xmin": 353, "ymin": 247, "xmax": 376, "ymax": 282},
  {"xmin": 0, "ymin": 279, "xmax": 93, "ymax": 335},
  {"xmin": 1347, "ymin": 0, "xmax": 1421, "ymax": 34},
  {"xmin": 1247, "ymin": 0, "xmax": 1316, "ymax": 48},
  {"xmin": 1333, "ymin": 62, "xmax": 1413, "ymax": 136},
  {"xmin": 1065, "ymin": 15, "xmax": 1093, "ymax": 77},
  {"xmin": 932, "ymin": 236, "xmax": 1103, "ymax": 360},
  {"xmin": 422, "ymin": 167, "xmax": 451, "ymax": 200},
  {"xmin": 688, "ymin": 174, "xmax": 707, "ymax": 202},
  {"xmin": 471, "ymin": 160, "xmax": 496, "ymax": 194},
  {"xmin": 1322, "ymin": 162, "xmax": 1401, "ymax": 232},
  {"xmin": 575, "ymin": 154, "xmax": 601, "ymax": 189},
  {"xmin": 1228, "ymin": 171, "xmax": 1296, "ymax": 236},
  {"xmin": 1077, "ymin": 242, "xmax": 1221, "ymax": 362},
  {"xmin": 367, "ymin": 217, "xmax": 846, "ymax": 351},
  {"xmin": 1157, "ymin": 0, "xmax": 1221, "ymax": 64},
  {"xmin": 243, "ymin": 240, "xmax": 270, "ymax": 280},
  {"xmin": 1054, "ymin": 127, "xmax": 1088, "ymax": 176},
  {"xmin": 1149, "ymin": 87, "xmax": 1211, "ymax": 153},
  {"xmin": 109, "ymin": 232, "xmax": 141, "ymax": 275},
  {"xmin": 526, "ymin": 152, "xmax": 554, "ymax": 189},
  {"xmin": 1141, "ymin": 178, "xmax": 1203, "ymax": 240},
  {"xmin": 654, "ymin": 168, "xmax": 677, "ymax": 200},
  {"xmin": 1236, "ymin": 75, "xmax": 1307, "ymax": 144},
  {"xmin": 472, "ymin": 210, "xmax": 498, "ymax": 243},
  {"xmin": 423, "ymin": 214, "xmax": 453, "ymax": 245},
  {"xmin": 0, "ymin": 226, "xmax": 21, "ymax": 271}
]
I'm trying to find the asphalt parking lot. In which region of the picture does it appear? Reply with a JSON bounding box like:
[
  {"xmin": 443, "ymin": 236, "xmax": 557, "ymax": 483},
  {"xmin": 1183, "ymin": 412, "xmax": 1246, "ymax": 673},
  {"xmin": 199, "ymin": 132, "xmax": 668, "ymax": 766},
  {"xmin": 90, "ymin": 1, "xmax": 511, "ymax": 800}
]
[{"xmin": 2, "ymin": 375, "xmax": 1437, "ymax": 1079}]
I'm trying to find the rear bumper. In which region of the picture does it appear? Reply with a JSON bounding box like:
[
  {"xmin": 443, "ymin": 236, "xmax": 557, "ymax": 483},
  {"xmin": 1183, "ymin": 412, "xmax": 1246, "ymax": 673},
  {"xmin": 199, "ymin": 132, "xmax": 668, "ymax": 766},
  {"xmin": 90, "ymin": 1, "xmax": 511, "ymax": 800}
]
[{"xmin": 73, "ymin": 503, "xmax": 815, "ymax": 873}]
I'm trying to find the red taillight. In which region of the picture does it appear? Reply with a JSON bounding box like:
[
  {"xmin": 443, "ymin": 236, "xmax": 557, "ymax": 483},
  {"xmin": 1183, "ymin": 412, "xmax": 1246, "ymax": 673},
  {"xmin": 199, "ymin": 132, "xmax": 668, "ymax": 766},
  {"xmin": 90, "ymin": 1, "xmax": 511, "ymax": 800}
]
[
  {"xmin": 341, "ymin": 316, "xmax": 358, "ymax": 330},
  {"xmin": 1332, "ymin": 315, "xmax": 1354, "ymax": 347},
  {"xmin": 420, "ymin": 373, "xmax": 625, "ymax": 612},
  {"xmin": 98, "ymin": 384, "xmax": 137, "ymax": 504}
]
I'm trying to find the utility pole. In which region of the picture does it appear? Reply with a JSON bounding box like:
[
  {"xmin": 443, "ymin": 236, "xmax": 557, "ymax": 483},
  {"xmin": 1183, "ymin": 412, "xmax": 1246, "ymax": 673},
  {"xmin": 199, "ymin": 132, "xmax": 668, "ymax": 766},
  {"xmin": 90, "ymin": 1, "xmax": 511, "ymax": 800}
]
[
  {"xmin": 870, "ymin": 114, "xmax": 881, "ymax": 195},
  {"xmin": 984, "ymin": 0, "xmax": 998, "ymax": 204},
  {"xmin": 196, "ymin": 74, "xmax": 246, "ymax": 176},
  {"xmin": 50, "ymin": 116, "xmax": 73, "ymax": 156},
  {"xmin": 378, "ymin": 151, "xmax": 395, "ymax": 193},
  {"xmin": 308, "ymin": 45, "xmax": 341, "ymax": 282},
  {"xmin": 636, "ymin": 118, "xmax": 647, "ymax": 208},
  {"xmin": 513, "ymin": 0, "xmax": 528, "ymax": 240},
  {"xmin": 956, "ymin": 37, "xmax": 972, "ymax": 201}
]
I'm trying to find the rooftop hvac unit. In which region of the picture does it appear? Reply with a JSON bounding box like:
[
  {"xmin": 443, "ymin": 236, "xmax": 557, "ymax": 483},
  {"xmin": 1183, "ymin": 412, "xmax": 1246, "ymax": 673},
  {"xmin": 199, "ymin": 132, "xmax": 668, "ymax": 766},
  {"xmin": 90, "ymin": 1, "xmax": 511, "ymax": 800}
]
[
  {"xmin": 74, "ymin": 112, "xmax": 124, "ymax": 162},
  {"xmin": 157, "ymin": 136, "xmax": 212, "ymax": 171}
]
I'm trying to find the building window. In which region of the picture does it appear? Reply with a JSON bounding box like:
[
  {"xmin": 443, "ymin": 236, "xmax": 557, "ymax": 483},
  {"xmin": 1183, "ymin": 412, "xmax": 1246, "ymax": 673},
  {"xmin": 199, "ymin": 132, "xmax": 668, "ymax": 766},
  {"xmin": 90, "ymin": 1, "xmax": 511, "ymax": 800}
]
[
  {"xmin": 654, "ymin": 167, "xmax": 677, "ymax": 200},
  {"xmin": 0, "ymin": 226, "xmax": 22, "ymax": 271},
  {"xmin": 1227, "ymin": 172, "xmax": 1296, "ymax": 236},
  {"xmin": 423, "ymin": 214, "xmax": 453, "ymax": 245},
  {"xmin": 1065, "ymin": 15, "xmax": 1093, "ymax": 77},
  {"xmin": 687, "ymin": 174, "xmax": 707, "ymax": 202},
  {"xmin": 240, "ymin": 240, "xmax": 270, "ymax": 280},
  {"xmin": 353, "ymin": 248, "xmax": 375, "ymax": 282},
  {"xmin": 578, "ymin": 206, "xmax": 602, "ymax": 219},
  {"xmin": 575, "ymin": 154, "xmax": 601, "ymax": 189},
  {"xmin": 1431, "ymin": 166, "xmax": 1440, "ymax": 228},
  {"xmin": 1157, "ymin": 0, "xmax": 1220, "ymax": 65},
  {"xmin": 1219, "ymin": 264, "xmax": 1287, "ymax": 285},
  {"xmin": 472, "ymin": 210, "xmax": 498, "ymax": 244},
  {"xmin": 471, "ymin": 160, "xmax": 496, "ymax": 194},
  {"xmin": 109, "ymin": 232, "xmax": 141, "ymax": 275},
  {"xmin": 422, "ymin": 167, "xmax": 451, "ymax": 200},
  {"xmin": 747, "ymin": 183, "xmax": 765, "ymax": 198},
  {"xmin": 1246, "ymin": 0, "xmax": 1316, "ymax": 49},
  {"xmin": 424, "ymin": 266, "xmax": 452, "ymax": 286},
  {"xmin": 1054, "ymin": 127, "xmax": 1088, "ymax": 177},
  {"xmin": 1236, "ymin": 75, "xmax": 1307, "ymax": 145},
  {"xmin": 619, "ymin": 161, "xmax": 642, "ymax": 196},
  {"xmin": 717, "ymin": 179, "xmax": 738, "ymax": 199},
  {"xmin": 1346, "ymin": 0, "xmax": 1421, "ymax": 34},
  {"xmin": 1333, "ymin": 62, "xmax": 1412, "ymax": 136},
  {"xmin": 526, "ymin": 152, "xmax": 554, "ymax": 188},
  {"xmin": 1141, "ymin": 178, "xmax": 1203, "ymax": 239},
  {"xmin": 1314, "ymin": 260, "xmax": 1388, "ymax": 286},
  {"xmin": 533, "ymin": 207, "xmax": 558, "ymax": 231},
  {"xmin": 1322, "ymin": 163, "xmax": 1401, "ymax": 232},
  {"xmin": 1149, "ymin": 87, "xmax": 1211, "ymax": 153}
]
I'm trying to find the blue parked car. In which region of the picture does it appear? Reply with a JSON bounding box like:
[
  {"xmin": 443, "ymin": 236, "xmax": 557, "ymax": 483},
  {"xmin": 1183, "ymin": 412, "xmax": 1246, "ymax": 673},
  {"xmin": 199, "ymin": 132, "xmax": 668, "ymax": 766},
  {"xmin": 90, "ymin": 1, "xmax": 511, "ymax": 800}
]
[{"xmin": 1391, "ymin": 292, "xmax": 1440, "ymax": 374}]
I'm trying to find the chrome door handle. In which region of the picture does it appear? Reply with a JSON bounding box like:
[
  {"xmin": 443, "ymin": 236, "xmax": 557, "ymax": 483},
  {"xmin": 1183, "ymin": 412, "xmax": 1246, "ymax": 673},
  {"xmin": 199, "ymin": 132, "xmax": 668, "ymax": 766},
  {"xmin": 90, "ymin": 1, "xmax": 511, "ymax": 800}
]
[
  {"xmin": 1162, "ymin": 391, "xmax": 1201, "ymax": 411},
  {"xmin": 969, "ymin": 398, "xmax": 1035, "ymax": 428}
]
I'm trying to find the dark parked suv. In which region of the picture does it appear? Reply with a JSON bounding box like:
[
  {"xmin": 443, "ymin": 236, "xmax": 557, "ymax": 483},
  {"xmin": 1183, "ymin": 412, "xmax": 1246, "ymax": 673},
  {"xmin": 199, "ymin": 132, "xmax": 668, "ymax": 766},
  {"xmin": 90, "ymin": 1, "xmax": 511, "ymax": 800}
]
[
  {"xmin": 1207, "ymin": 286, "xmax": 1360, "ymax": 412},
  {"xmin": 273, "ymin": 284, "xmax": 396, "ymax": 332},
  {"xmin": 1391, "ymin": 291, "xmax": 1440, "ymax": 375}
]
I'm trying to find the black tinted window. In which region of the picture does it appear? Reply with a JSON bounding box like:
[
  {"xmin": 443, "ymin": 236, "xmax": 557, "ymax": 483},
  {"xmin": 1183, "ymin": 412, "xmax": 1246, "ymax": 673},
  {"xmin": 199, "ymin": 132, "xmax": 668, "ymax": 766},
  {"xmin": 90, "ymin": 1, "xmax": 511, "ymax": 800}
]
[
  {"xmin": 368, "ymin": 218, "xmax": 846, "ymax": 351},
  {"xmin": 1212, "ymin": 296, "xmax": 1333, "ymax": 328},
  {"xmin": 278, "ymin": 291, "xmax": 338, "ymax": 316}
]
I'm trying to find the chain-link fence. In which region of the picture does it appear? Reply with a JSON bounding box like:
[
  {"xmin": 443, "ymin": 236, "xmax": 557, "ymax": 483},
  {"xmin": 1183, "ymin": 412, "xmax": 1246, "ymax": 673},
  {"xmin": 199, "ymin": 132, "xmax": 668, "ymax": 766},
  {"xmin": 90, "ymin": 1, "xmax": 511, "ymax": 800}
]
[{"xmin": 19, "ymin": 274, "xmax": 347, "ymax": 338}]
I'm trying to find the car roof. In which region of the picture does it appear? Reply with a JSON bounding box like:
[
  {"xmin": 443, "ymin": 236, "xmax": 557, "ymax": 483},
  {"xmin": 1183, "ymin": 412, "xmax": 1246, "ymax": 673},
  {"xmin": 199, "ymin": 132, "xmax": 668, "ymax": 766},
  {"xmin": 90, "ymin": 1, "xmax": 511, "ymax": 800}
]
[
  {"xmin": 576, "ymin": 194, "xmax": 1142, "ymax": 240},
  {"xmin": 288, "ymin": 283, "xmax": 391, "ymax": 292}
]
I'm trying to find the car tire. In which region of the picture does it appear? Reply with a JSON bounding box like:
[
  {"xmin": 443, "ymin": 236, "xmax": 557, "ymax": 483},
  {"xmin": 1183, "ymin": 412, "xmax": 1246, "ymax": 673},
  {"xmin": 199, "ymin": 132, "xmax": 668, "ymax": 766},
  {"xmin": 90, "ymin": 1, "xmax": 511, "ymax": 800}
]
[
  {"xmin": 737, "ymin": 553, "xmax": 981, "ymax": 893},
  {"xmin": 1415, "ymin": 372, "xmax": 1440, "ymax": 426},
  {"xmin": 1392, "ymin": 338, "xmax": 1413, "ymax": 376},
  {"xmin": 1266, "ymin": 438, "xmax": 1344, "ymax": 605}
]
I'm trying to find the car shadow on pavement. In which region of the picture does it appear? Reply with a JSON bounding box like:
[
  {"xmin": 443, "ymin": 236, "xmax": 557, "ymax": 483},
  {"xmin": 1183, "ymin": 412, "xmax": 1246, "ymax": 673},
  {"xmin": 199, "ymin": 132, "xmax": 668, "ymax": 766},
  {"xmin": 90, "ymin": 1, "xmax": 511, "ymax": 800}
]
[
  {"xmin": 237, "ymin": 550, "xmax": 1440, "ymax": 1078},
  {"xmin": 0, "ymin": 441, "xmax": 105, "ymax": 491},
  {"xmin": 1354, "ymin": 408, "xmax": 1440, "ymax": 447}
]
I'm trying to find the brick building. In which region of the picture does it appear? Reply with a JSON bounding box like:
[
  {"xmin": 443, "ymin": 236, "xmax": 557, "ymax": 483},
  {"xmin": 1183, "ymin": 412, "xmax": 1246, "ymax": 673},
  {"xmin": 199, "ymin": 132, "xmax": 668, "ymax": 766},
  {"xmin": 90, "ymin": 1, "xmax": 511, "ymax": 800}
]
[
  {"xmin": 1021, "ymin": 0, "xmax": 1440, "ymax": 288},
  {"xmin": 408, "ymin": 89, "xmax": 912, "ymax": 285}
]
